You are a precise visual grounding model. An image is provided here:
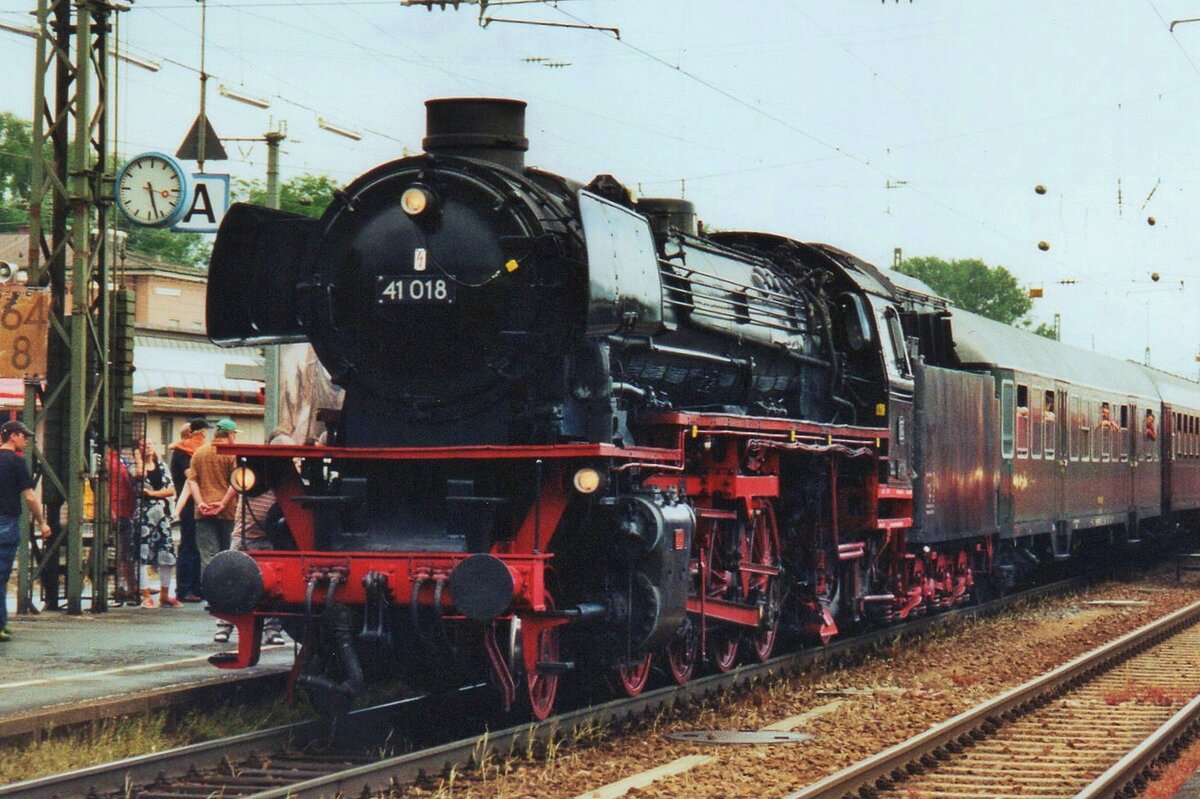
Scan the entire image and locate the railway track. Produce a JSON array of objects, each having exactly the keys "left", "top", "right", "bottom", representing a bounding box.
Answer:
[
  {"left": 0, "top": 577, "right": 1093, "bottom": 799},
  {"left": 783, "top": 596, "right": 1200, "bottom": 799}
]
